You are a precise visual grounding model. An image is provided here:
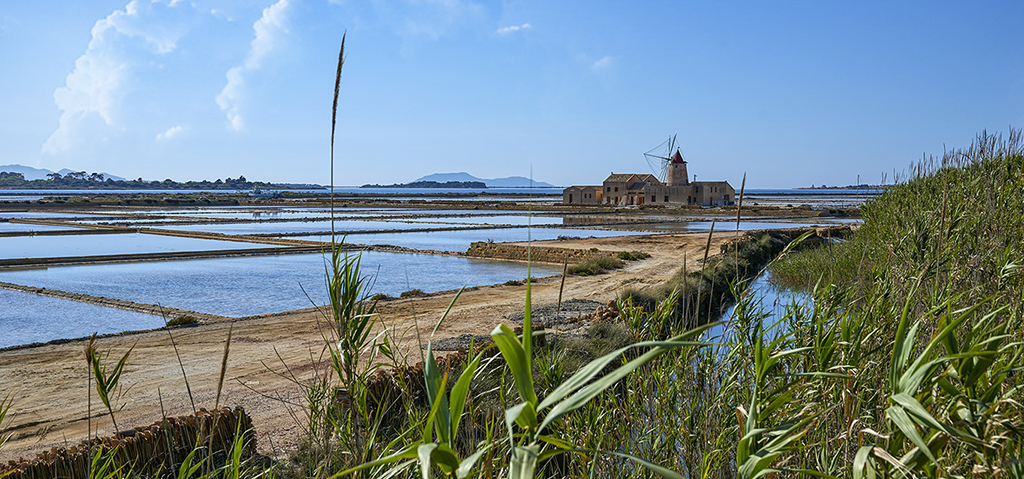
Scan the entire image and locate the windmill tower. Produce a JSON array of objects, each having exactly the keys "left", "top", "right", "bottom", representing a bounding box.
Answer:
[{"left": 644, "top": 135, "right": 689, "bottom": 186}]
